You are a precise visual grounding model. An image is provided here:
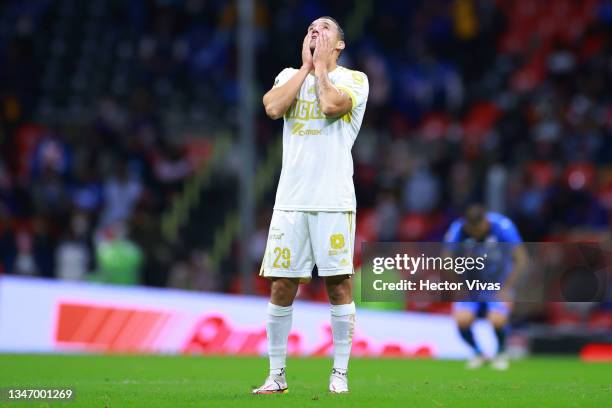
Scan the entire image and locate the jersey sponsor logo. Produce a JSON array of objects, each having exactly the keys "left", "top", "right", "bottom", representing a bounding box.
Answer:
[
  {"left": 291, "top": 122, "right": 321, "bottom": 136},
  {"left": 285, "top": 99, "right": 325, "bottom": 120},
  {"left": 291, "top": 123, "right": 305, "bottom": 134}
]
